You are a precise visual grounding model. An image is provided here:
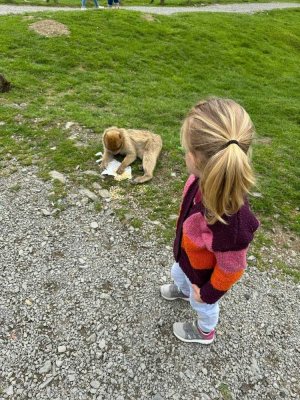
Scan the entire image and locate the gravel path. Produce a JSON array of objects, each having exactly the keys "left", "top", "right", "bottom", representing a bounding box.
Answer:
[
  {"left": 0, "top": 2, "right": 299, "bottom": 15},
  {"left": 0, "top": 165, "right": 299, "bottom": 399}
]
